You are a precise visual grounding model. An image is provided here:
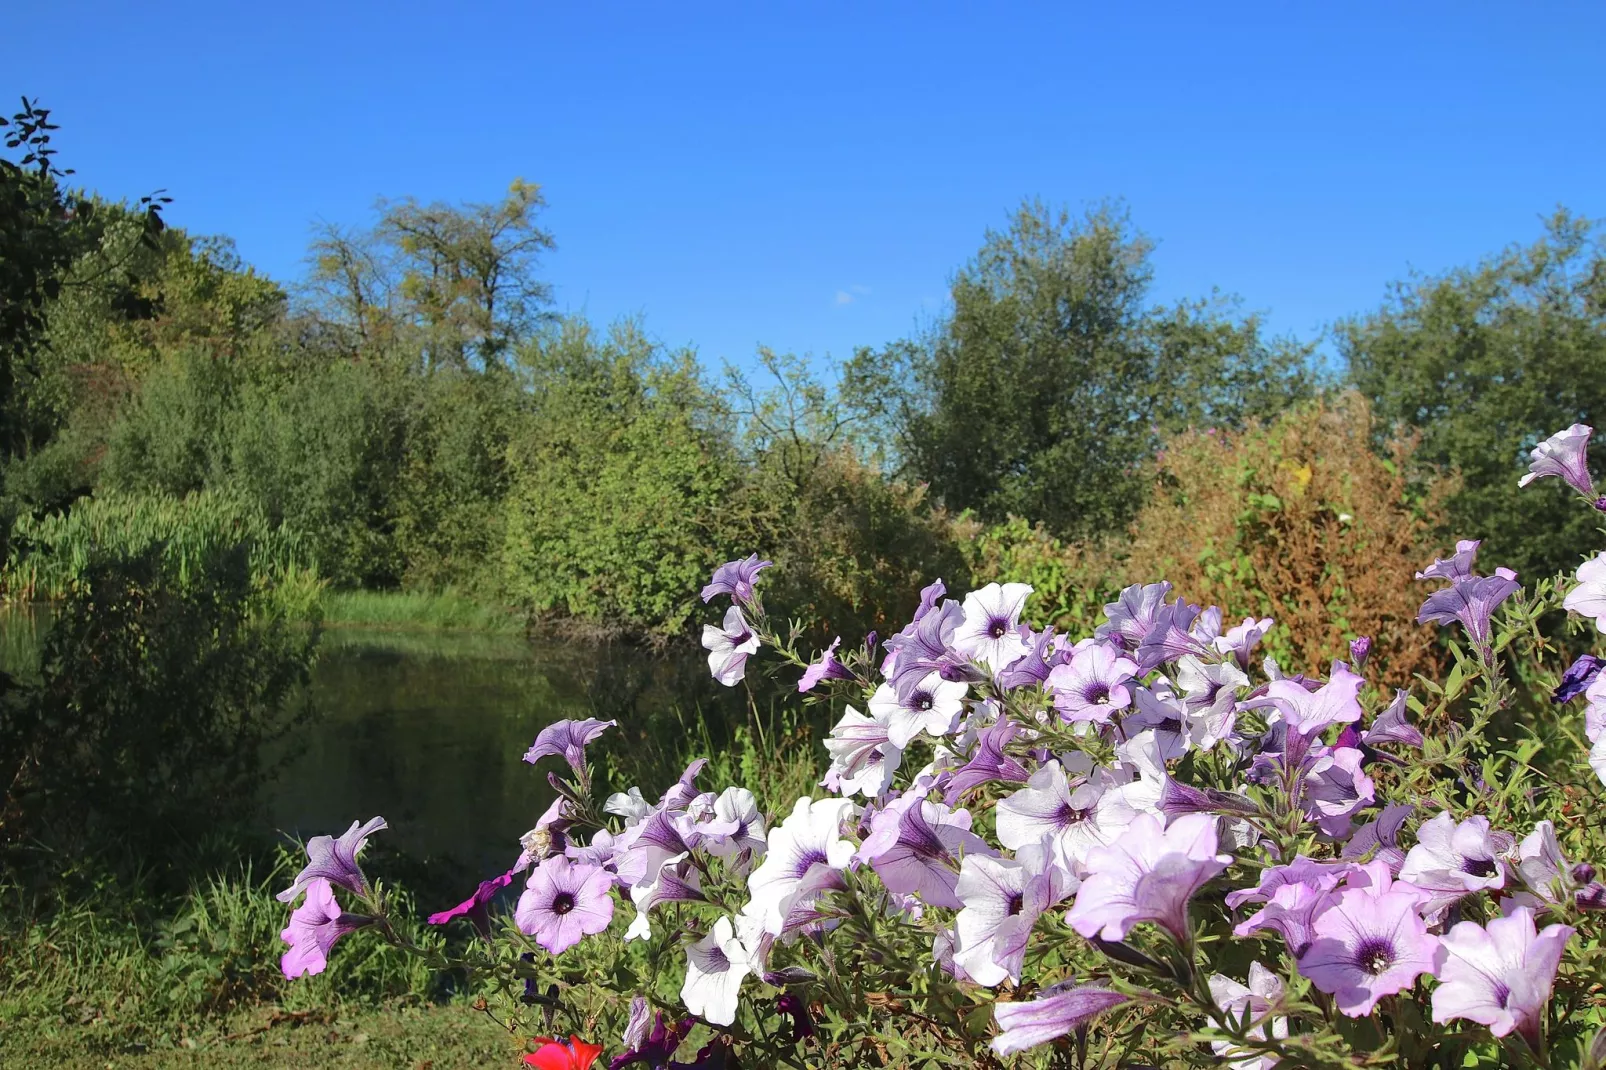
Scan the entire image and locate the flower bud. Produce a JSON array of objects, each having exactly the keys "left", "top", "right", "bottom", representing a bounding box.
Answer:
[
  {"left": 1574, "top": 862, "right": 1598, "bottom": 885},
  {"left": 1349, "top": 636, "right": 1373, "bottom": 669}
]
